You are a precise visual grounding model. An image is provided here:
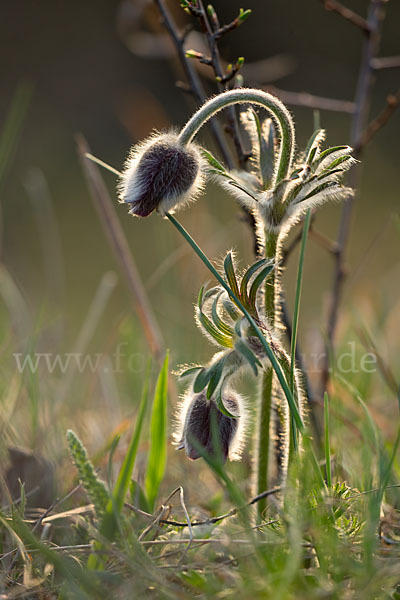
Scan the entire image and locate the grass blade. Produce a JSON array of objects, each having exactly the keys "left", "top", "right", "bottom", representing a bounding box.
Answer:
[
  {"left": 290, "top": 209, "right": 311, "bottom": 394},
  {"left": 0, "top": 83, "right": 32, "bottom": 185},
  {"left": 100, "top": 362, "right": 151, "bottom": 540},
  {"left": 324, "top": 392, "right": 332, "bottom": 488},
  {"left": 145, "top": 352, "right": 169, "bottom": 510},
  {"left": 289, "top": 209, "right": 311, "bottom": 449}
]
